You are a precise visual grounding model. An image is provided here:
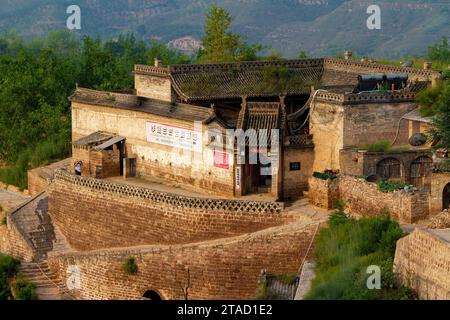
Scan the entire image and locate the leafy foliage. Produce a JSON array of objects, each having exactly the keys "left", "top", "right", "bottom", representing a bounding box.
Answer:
[
  {"left": 305, "top": 212, "right": 414, "bottom": 300},
  {"left": 199, "top": 4, "right": 263, "bottom": 63},
  {"left": 0, "top": 31, "right": 192, "bottom": 189},
  {"left": 11, "top": 275, "right": 37, "bottom": 300},
  {"left": 0, "top": 254, "right": 20, "bottom": 300},
  {"left": 377, "top": 180, "right": 410, "bottom": 193},
  {"left": 313, "top": 171, "right": 337, "bottom": 181}
]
